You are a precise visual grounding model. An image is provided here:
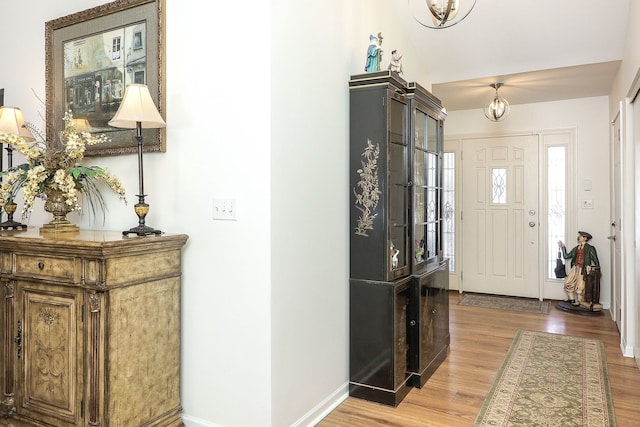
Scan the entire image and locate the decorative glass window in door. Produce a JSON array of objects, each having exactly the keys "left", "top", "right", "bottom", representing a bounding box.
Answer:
[
  {"left": 547, "top": 146, "right": 566, "bottom": 278},
  {"left": 491, "top": 168, "right": 507, "bottom": 204},
  {"left": 442, "top": 152, "right": 455, "bottom": 271}
]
